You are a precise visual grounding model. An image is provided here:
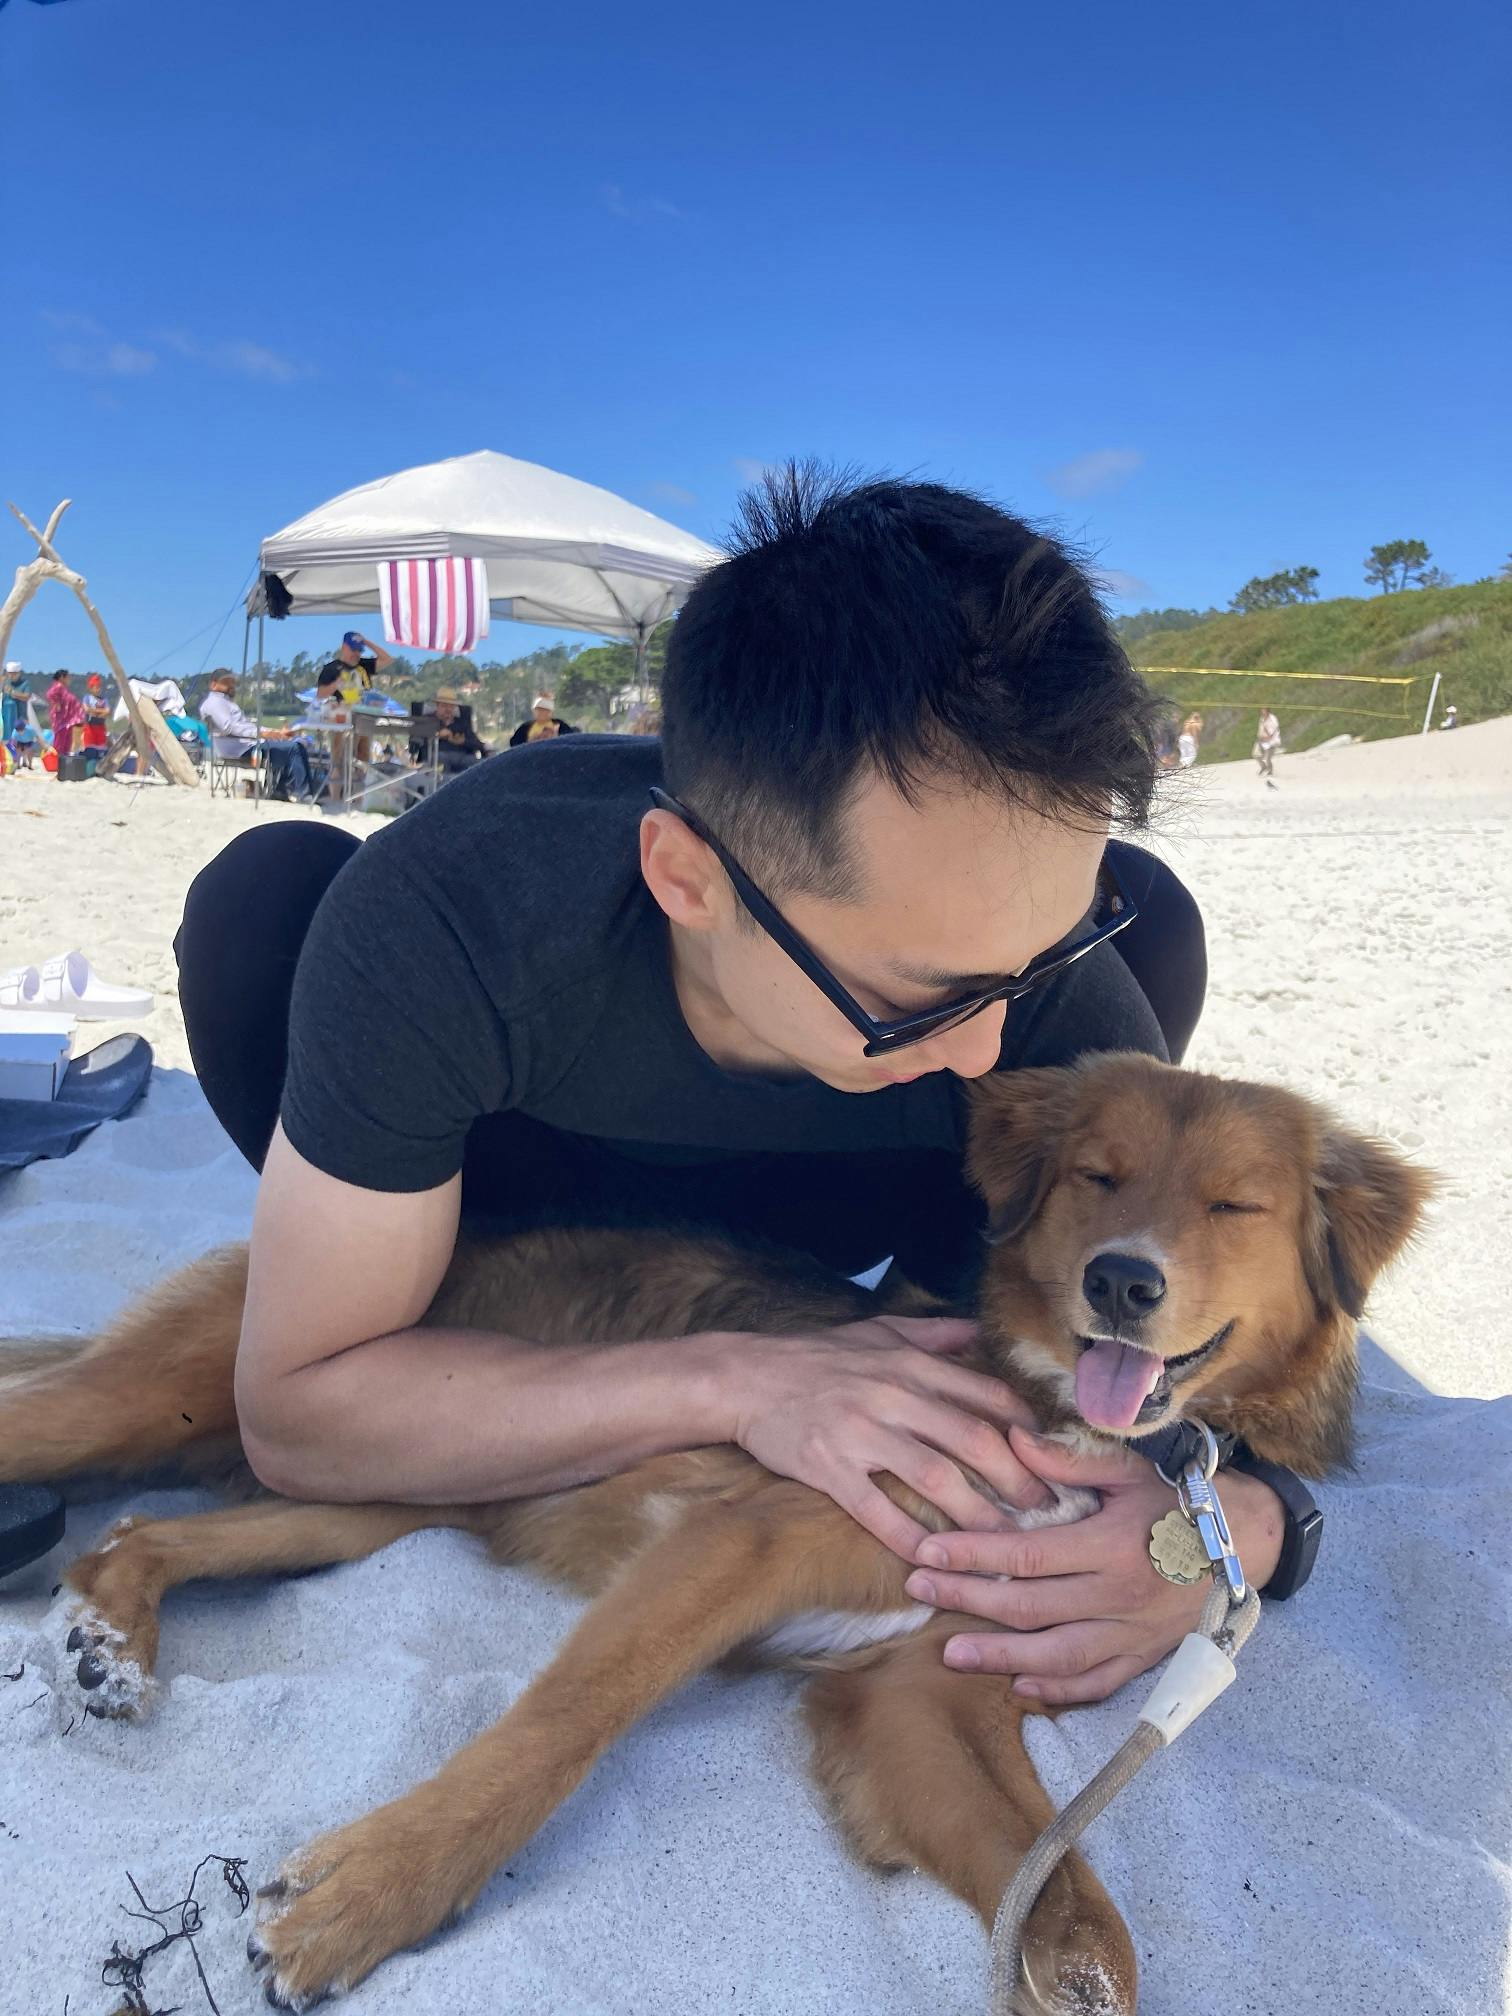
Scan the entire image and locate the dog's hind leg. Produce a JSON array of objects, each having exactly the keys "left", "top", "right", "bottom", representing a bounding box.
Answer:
[
  {"left": 246, "top": 1479, "right": 908, "bottom": 2009},
  {"left": 58, "top": 1497, "right": 485, "bottom": 1719},
  {"left": 804, "top": 1622, "right": 1136, "bottom": 2016},
  {"left": 0, "top": 1245, "right": 249, "bottom": 1485}
]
